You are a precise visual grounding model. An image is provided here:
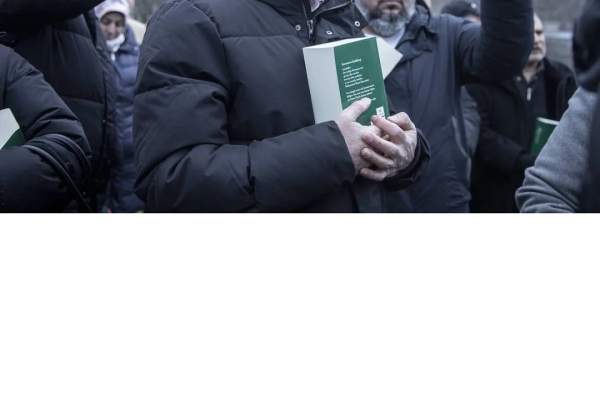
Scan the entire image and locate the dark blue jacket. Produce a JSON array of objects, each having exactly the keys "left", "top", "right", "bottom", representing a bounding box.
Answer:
[
  {"left": 384, "top": 1, "right": 533, "bottom": 212},
  {"left": 105, "top": 27, "right": 144, "bottom": 212}
]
